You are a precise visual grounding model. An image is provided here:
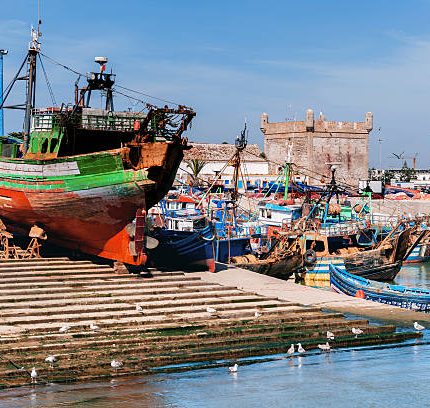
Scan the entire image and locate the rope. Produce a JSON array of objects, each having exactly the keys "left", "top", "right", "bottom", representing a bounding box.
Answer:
[{"left": 38, "top": 54, "right": 57, "bottom": 106}]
